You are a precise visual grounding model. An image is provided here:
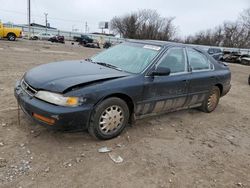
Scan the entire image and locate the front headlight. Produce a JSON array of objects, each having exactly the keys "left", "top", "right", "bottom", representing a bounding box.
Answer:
[{"left": 35, "top": 91, "right": 82, "bottom": 107}]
